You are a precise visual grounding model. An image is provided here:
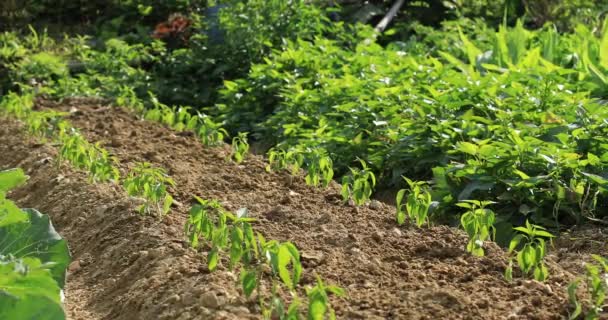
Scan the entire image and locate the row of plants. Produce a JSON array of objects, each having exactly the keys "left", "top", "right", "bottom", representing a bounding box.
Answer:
[
  {"left": 0, "top": 80, "right": 343, "bottom": 318},
  {"left": 3, "top": 12, "right": 608, "bottom": 231},
  {"left": 0, "top": 168, "right": 71, "bottom": 319},
  {"left": 184, "top": 198, "right": 343, "bottom": 319},
  {"left": 0, "top": 90, "right": 175, "bottom": 218}
]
